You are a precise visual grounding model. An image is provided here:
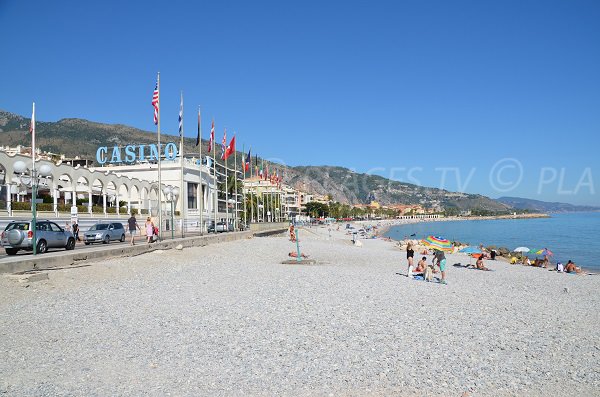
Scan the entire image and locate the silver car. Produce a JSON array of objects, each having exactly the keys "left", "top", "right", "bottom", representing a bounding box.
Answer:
[
  {"left": 84, "top": 222, "right": 126, "bottom": 245},
  {"left": 1, "top": 220, "right": 76, "bottom": 255}
]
